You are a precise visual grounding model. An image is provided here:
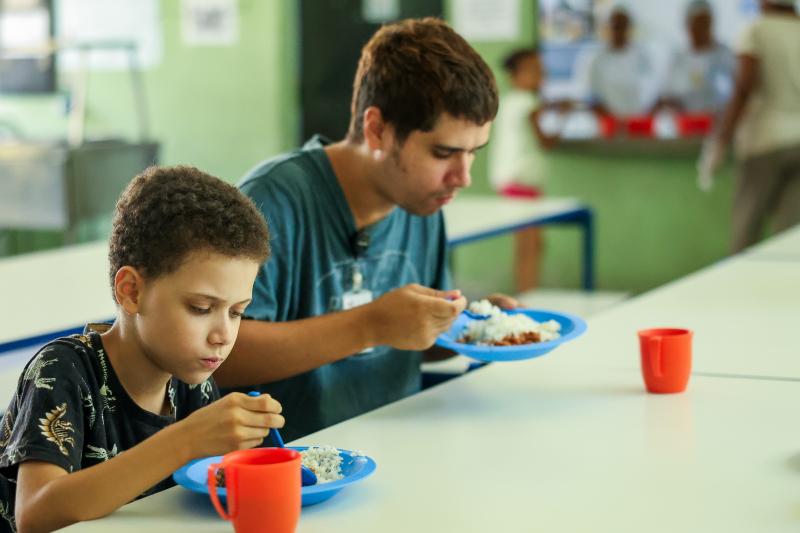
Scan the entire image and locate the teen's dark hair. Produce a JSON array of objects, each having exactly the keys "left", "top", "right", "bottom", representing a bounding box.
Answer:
[
  {"left": 346, "top": 17, "right": 498, "bottom": 144},
  {"left": 108, "top": 165, "right": 270, "bottom": 298},
  {"left": 502, "top": 48, "right": 539, "bottom": 74}
]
